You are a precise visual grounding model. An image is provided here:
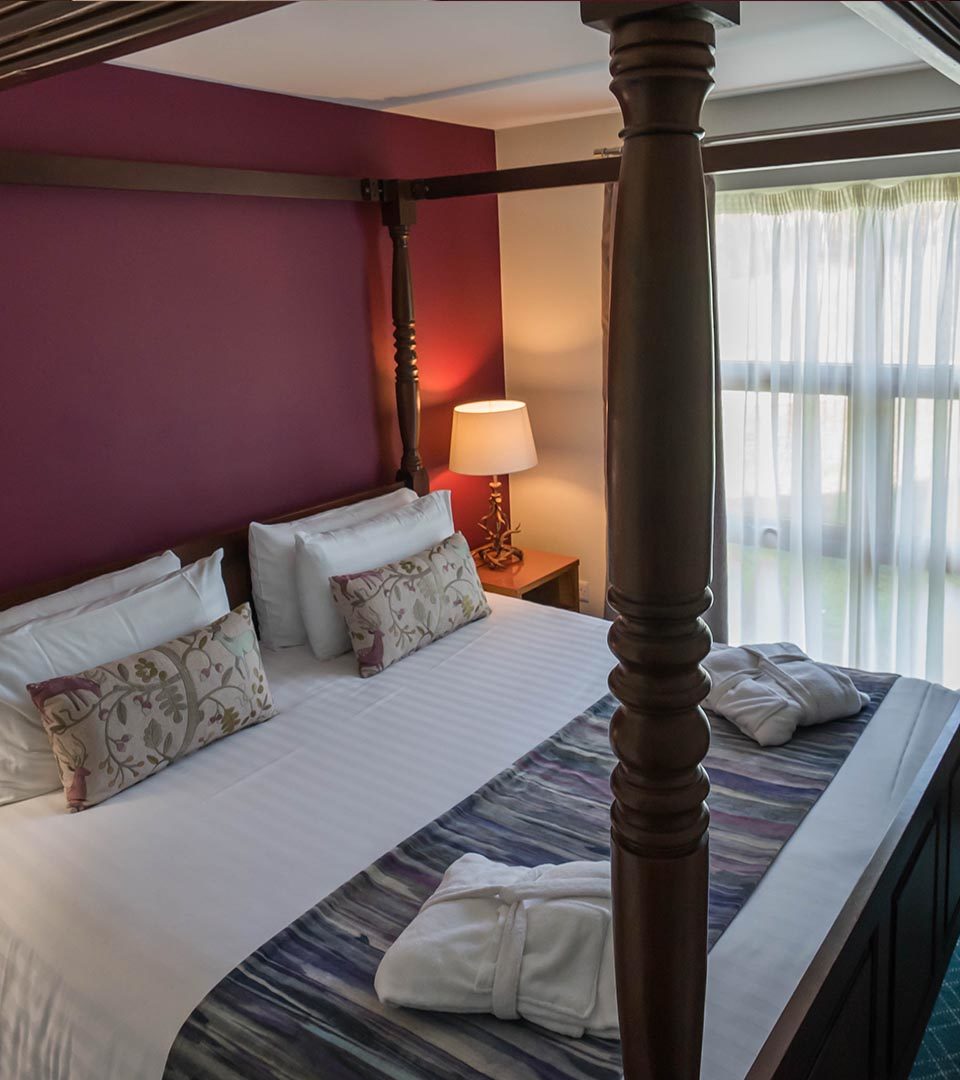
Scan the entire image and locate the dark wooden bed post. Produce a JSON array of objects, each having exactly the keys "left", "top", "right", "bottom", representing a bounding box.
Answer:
[
  {"left": 581, "top": 3, "right": 737, "bottom": 1078},
  {"left": 382, "top": 184, "right": 430, "bottom": 495}
]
